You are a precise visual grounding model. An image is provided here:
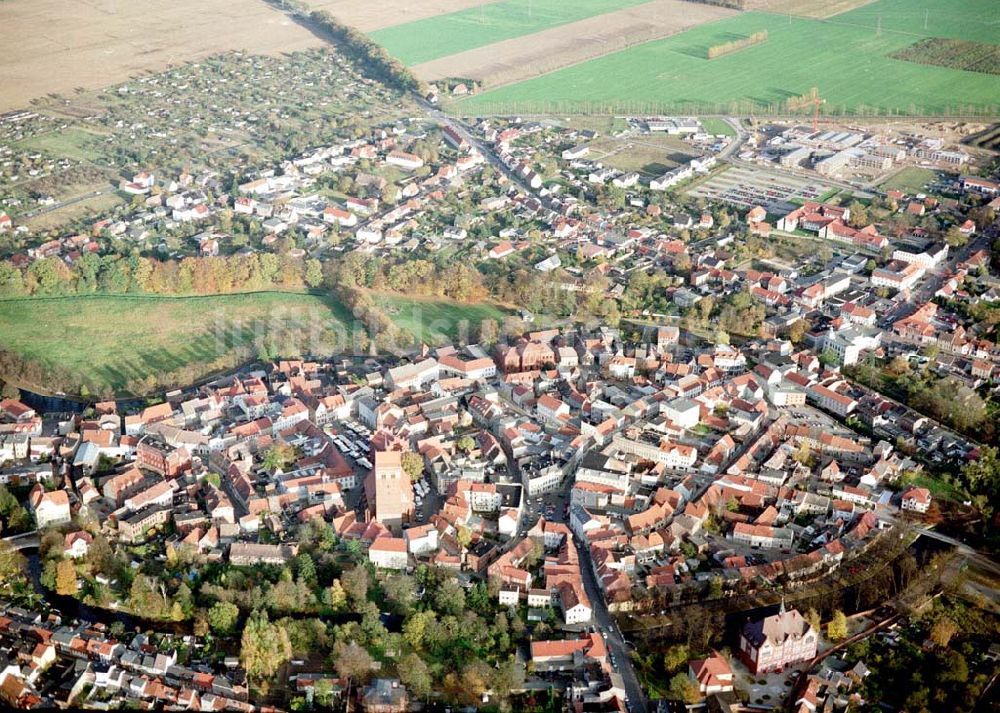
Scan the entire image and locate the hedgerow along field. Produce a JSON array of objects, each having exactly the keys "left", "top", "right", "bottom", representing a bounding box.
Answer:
[
  {"left": 367, "top": 0, "right": 652, "bottom": 65},
  {"left": 452, "top": 7, "right": 1000, "bottom": 117}
]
